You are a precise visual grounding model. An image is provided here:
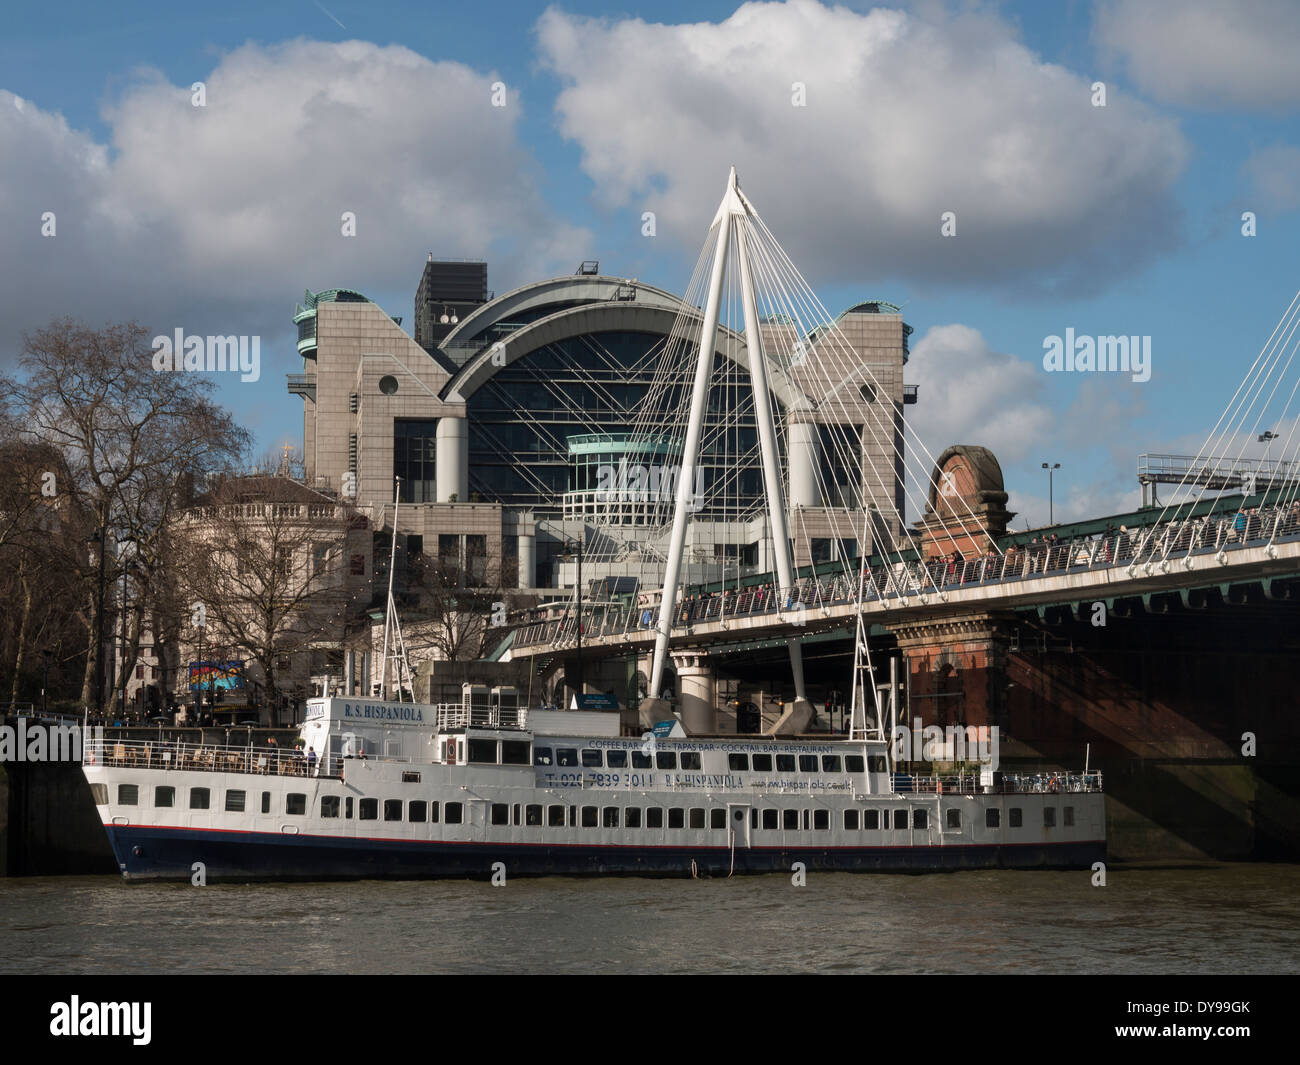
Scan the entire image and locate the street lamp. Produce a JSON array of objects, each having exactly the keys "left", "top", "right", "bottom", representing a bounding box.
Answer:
[
  {"left": 1041, "top": 462, "right": 1061, "bottom": 525},
  {"left": 87, "top": 529, "right": 108, "bottom": 718},
  {"left": 1259, "top": 430, "right": 1278, "bottom": 472},
  {"left": 117, "top": 538, "right": 138, "bottom": 721},
  {"left": 563, "top": 536, "right": 584, "bottom": 701}
]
